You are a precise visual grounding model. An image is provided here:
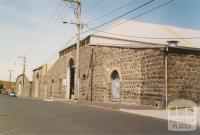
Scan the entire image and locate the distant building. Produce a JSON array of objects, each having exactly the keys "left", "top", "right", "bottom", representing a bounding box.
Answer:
[
  {"left": 32, "top": 64, "right": 48, "bottom": 98},
  {"left": 15, "top": 74, "right": 32, "bottom": 97}
]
